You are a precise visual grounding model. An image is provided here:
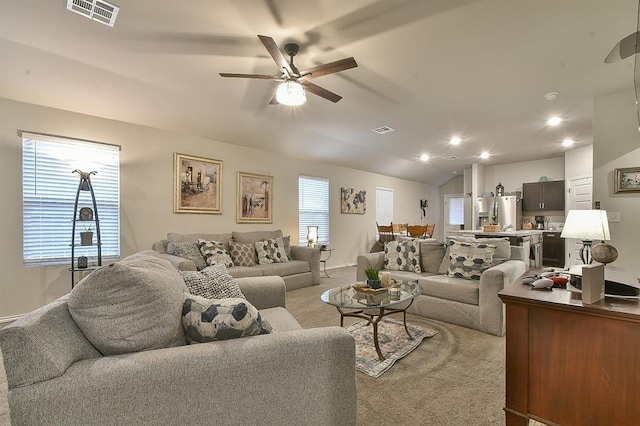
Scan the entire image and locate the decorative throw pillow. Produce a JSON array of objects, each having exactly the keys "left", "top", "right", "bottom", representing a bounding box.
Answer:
[
  {"left": 180, "top": 263, "right": 245, "bottom": 300},
  {"left": 172, "top": 240, "right": 208, "bottom": 270},
  {"left": 228, "top": 241, "right": 257, "bottom": 267},
  {"left": 198, "top": 239, "right": 233, "bottom": 268},
  {"left": 418, "top": 240, "right": 447, "bottom": 274},
  {"left": 254, "top": 237, "right": 289, "bottom": 265},
  {"left": 182, "top": 294, "right": 273, "bottom": 344},
  {"left": 384, "top": 239, "right": 421, "bottom": 273},
  {"left": 447, "top": 236, "right": 511, "bottom": 266},
  {"left": 68, "top": 251, "right": 188, "bottom": 356},
  {"left": 282, "top": 235, "right": 292, "bottom": 258},
  {"left": 446, "top": 241, "right": 496, "bottom": 281}
]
